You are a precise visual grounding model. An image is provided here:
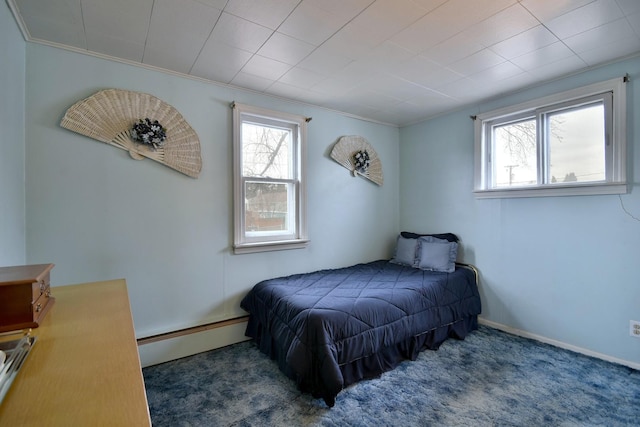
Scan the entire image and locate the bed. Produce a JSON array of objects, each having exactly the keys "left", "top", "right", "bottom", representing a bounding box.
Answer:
[{"left": 240, "top": 232, "right": 482, "bottom": 407}]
